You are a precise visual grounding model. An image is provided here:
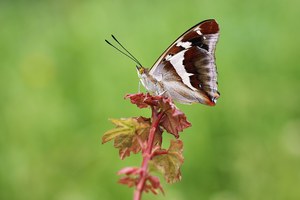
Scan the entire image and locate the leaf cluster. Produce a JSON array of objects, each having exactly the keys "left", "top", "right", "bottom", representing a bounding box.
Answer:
[{"left": 102, "top": 93, "right": 191, "bottom": 196}]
